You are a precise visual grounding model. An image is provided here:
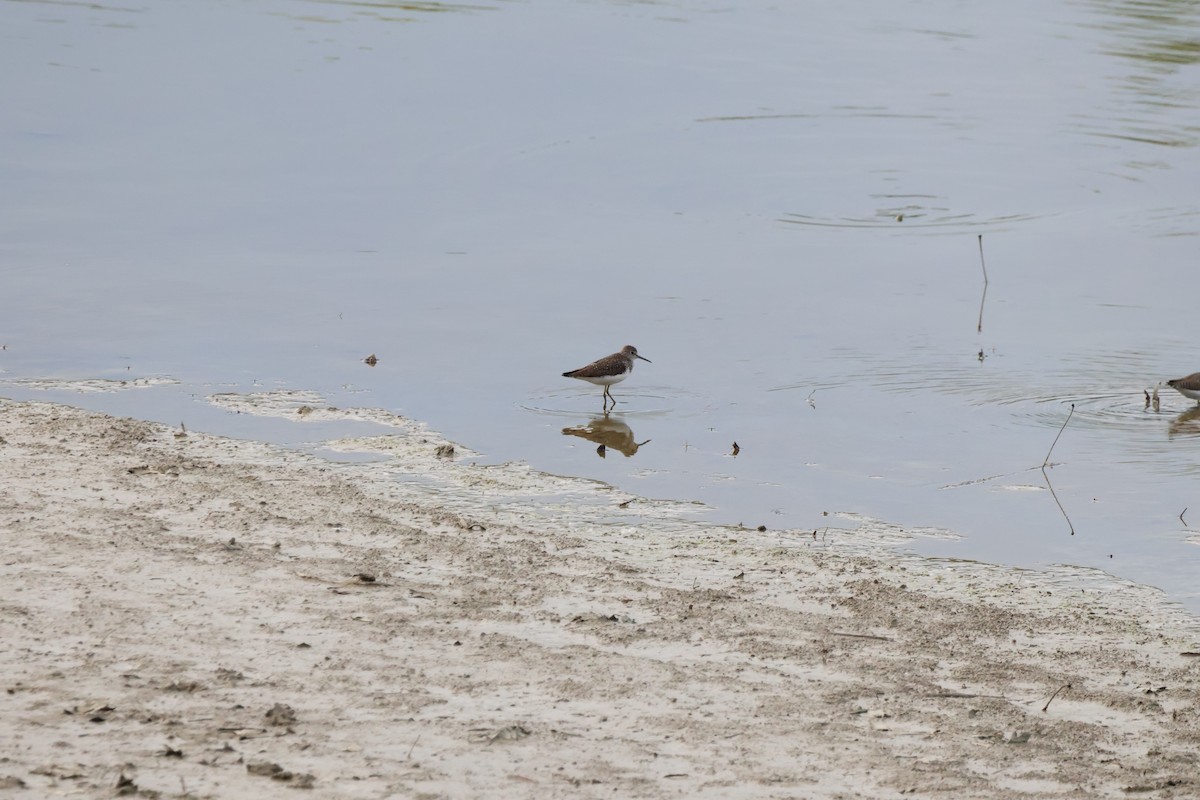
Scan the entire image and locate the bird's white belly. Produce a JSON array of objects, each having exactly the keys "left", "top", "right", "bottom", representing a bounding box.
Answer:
[{"left": 576, "top": 373, "right": 627, "bottom": 387}]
